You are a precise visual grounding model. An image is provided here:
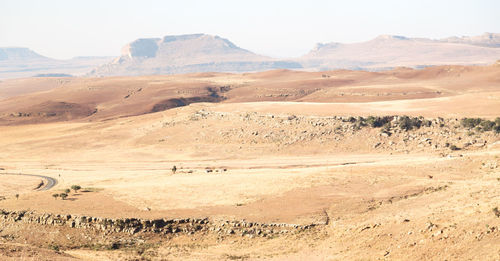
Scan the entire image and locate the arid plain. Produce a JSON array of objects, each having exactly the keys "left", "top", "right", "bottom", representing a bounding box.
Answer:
[{"left": 0, "top": 63, "right": 499, "bottom": 260}]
